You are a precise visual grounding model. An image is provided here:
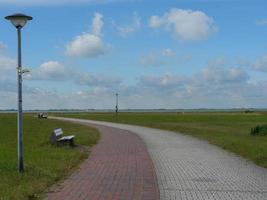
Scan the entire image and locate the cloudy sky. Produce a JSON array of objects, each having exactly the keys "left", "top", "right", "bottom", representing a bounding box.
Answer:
[{"left": 1, "top": 0, "right": 267, "bottom": 109}]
